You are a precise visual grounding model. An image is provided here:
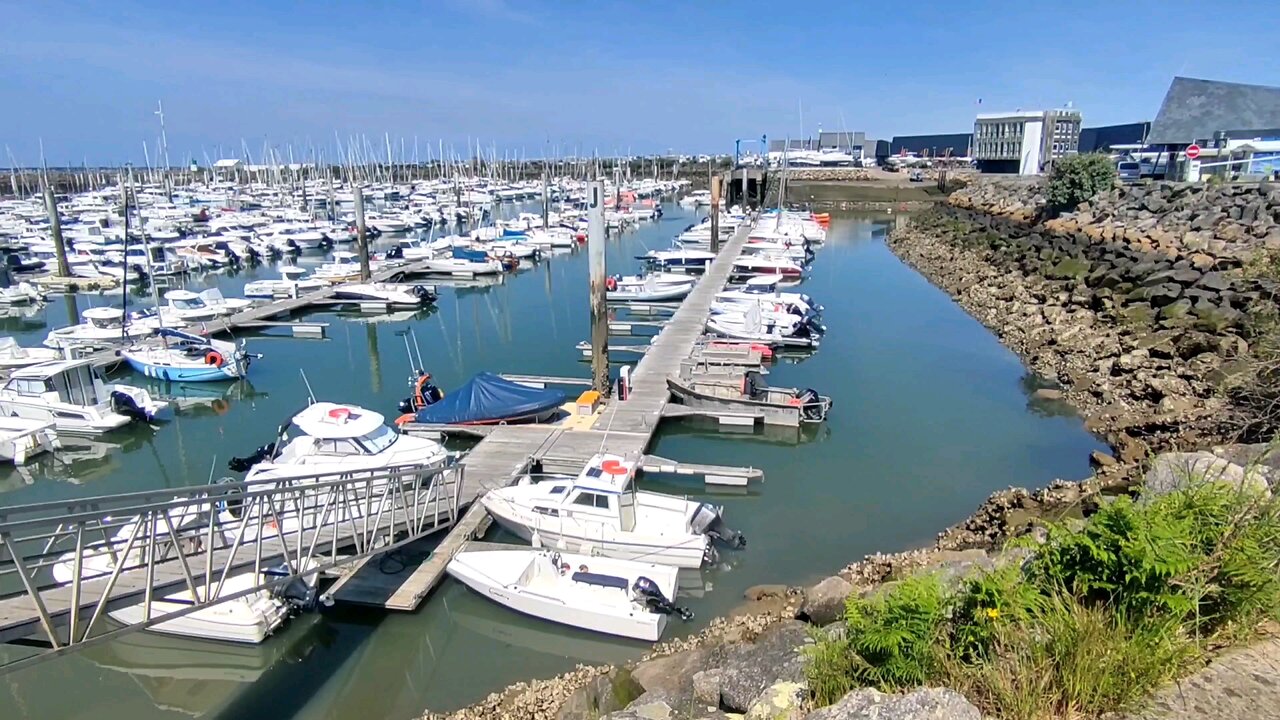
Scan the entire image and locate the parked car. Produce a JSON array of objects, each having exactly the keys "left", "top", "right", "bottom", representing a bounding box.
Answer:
[{"left": 1117, "top": 160, "right": 1141, "bottom": 183}]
